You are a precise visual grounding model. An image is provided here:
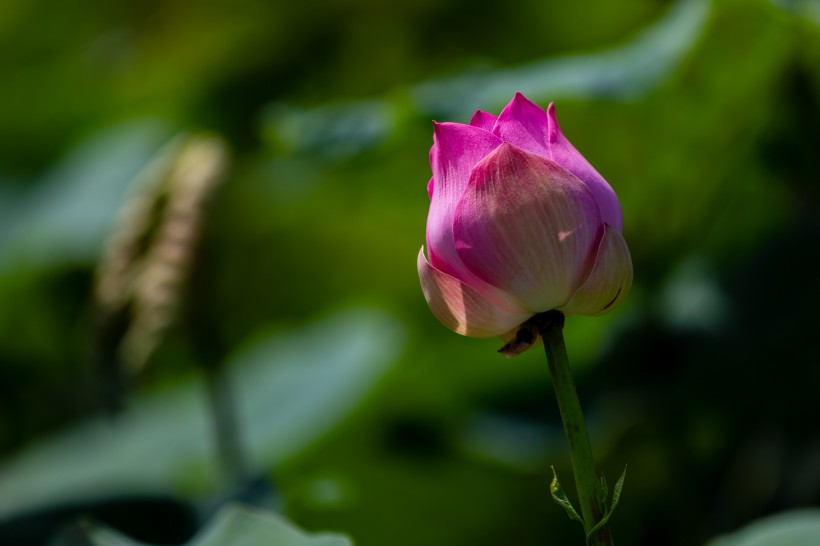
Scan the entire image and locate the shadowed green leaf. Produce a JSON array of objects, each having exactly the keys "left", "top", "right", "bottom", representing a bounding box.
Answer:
[
  {"left": 549, "top": 466, "right": 582, "bottom": 524},
  {"left": 611, "top": 466, "right": 626, "bottom": 513},
  {"left": 586, "top": 466, "right": 626, "bottom": 543}
]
